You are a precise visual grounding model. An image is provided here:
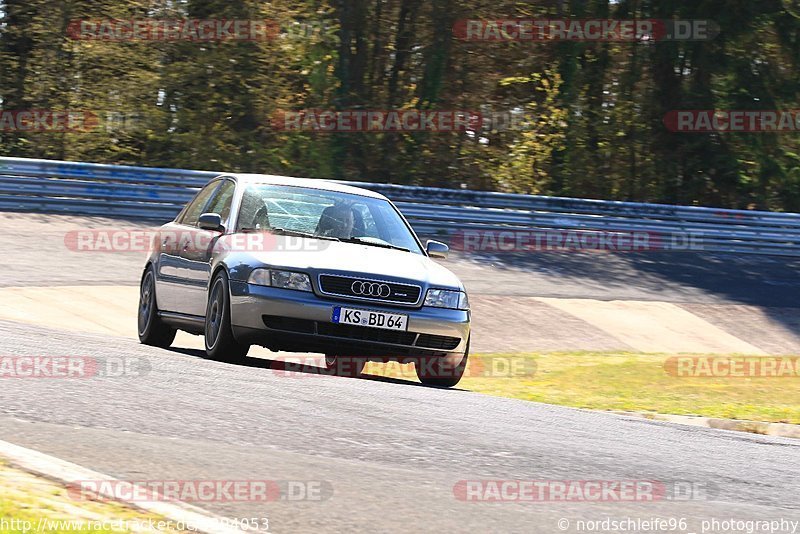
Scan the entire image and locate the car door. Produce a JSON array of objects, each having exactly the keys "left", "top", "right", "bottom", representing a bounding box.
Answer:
[
  {"left": 179, "top": 179, "right": 237, "bottom": 317},
  {"left": 155, "top": 180, "right": 222, "bottom": 313}
]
